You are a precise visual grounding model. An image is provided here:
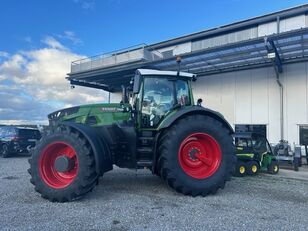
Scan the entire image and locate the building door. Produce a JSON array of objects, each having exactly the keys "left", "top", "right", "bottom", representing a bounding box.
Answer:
[
  {"left": 299, "top": 126, "right": 308, "bottom": 146},
  {"left": 235, "top": 124, "right": 267, "bottom": 137},
  {"left": 299, "top": 125, "right": 308, "bottom": 163}
]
